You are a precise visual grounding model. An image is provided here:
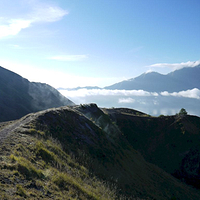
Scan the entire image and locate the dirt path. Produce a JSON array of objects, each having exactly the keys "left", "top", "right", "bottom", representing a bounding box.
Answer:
[
  {"left": 0, "top": 107, "right": 68, "bottom": 145},
  {"left": 0, "top": 114, "right": 35, "bottom": 145}
]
